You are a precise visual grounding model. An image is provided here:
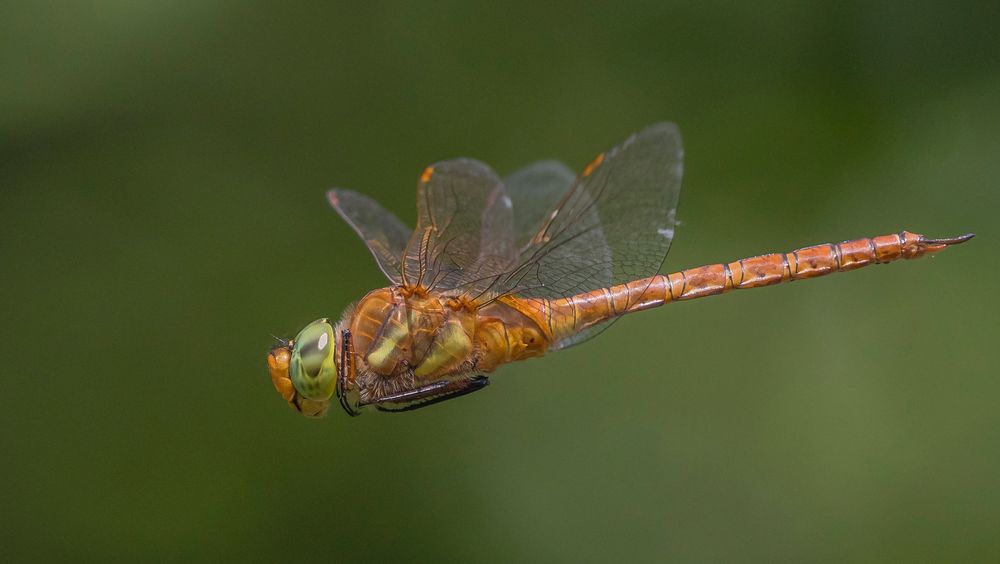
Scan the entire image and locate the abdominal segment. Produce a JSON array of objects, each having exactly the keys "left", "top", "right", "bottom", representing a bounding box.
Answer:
[{"left": 472, "top": 300, "right": 549, "bottom": 372}]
